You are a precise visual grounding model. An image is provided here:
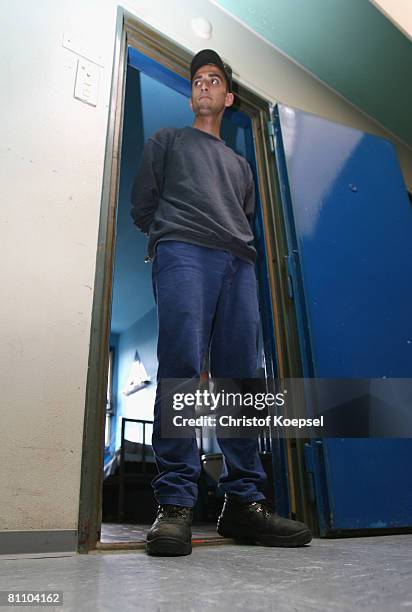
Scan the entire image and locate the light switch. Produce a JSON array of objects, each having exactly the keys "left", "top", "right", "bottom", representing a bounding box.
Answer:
[{"left": 74, "top": 59, "right": 100, "bottom": 107}]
